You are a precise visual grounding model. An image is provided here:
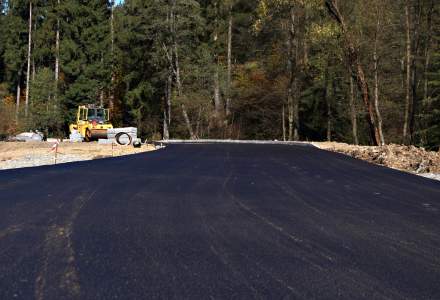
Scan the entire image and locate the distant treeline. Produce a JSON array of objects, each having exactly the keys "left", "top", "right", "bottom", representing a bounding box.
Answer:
[{"left": 0, "top": 0, "right": 439, "bottom": 148}]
